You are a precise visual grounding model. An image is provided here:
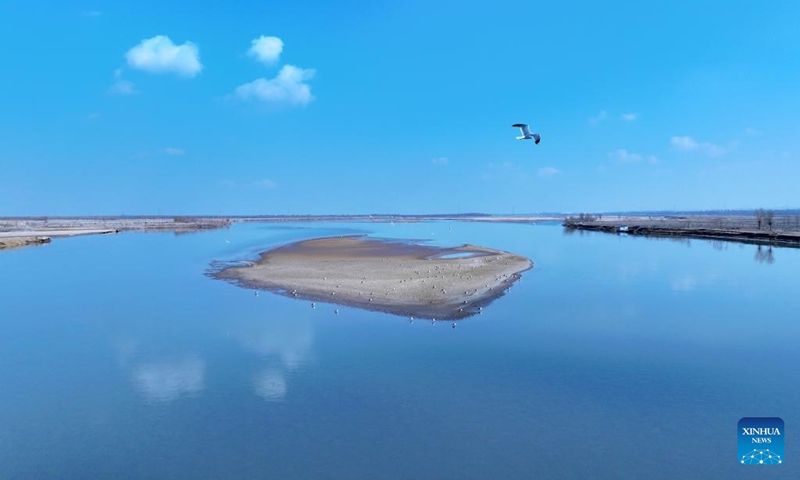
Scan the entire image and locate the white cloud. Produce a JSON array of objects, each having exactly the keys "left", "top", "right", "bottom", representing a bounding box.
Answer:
[
  {"left": 109, "top": 68, "right": 136, "bottom": 95},
  {"left": 537, "top": 167, "right": 561, "bottom": 177},
  {"left": 608, "top": 149, "right": 658, "bottom": 164},
  {"left": 110, "top": 80, "right": 135, "bottom": 95},
  {"left": 248, "top": 36, "right": 283, "bottom": 65},
  {"left": 621, "top": 112, "right": 638, "bottom": 122},
  {"left": 589, "top": 110, "right": 607, "bottom": 125},
  {"left": 82, "top": 10, "right": 102, "bottom": 17},
  {"left": 670, "top": 136, "right": 698, "bottom": 150},
  {"left": 670, "top": 136, "right": 727, "bottom": 157},
  {"left": 234, "top": 65, "right": 315, "bottom": 105},
  {"left": 163, "top": 147, "right": 185, "bottom": 156},
  {"left": 482, "top": 160, "right": 530, "bottom": 182},
  {"left": 745, "top": 127, "right": 760, "bottom": 136},
  {"left": 431, "top": 157, "right": 449, "bottom": 165},
  {"left": 126, "top": 35, "right": 203, "bottom": 77},
  {"left": 217, "top": 179, "right": 278, "bottom": 189},
  {"left": 253, "top": 178, "right": 277, "bottom": 189}
]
